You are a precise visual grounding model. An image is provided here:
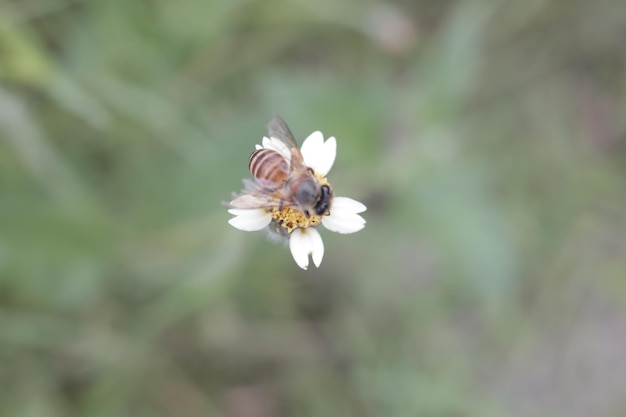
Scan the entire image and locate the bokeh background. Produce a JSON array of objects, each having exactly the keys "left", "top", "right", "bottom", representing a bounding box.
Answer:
[{"left": 2, "top": 0, "right": 626, "bottom": 416}]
